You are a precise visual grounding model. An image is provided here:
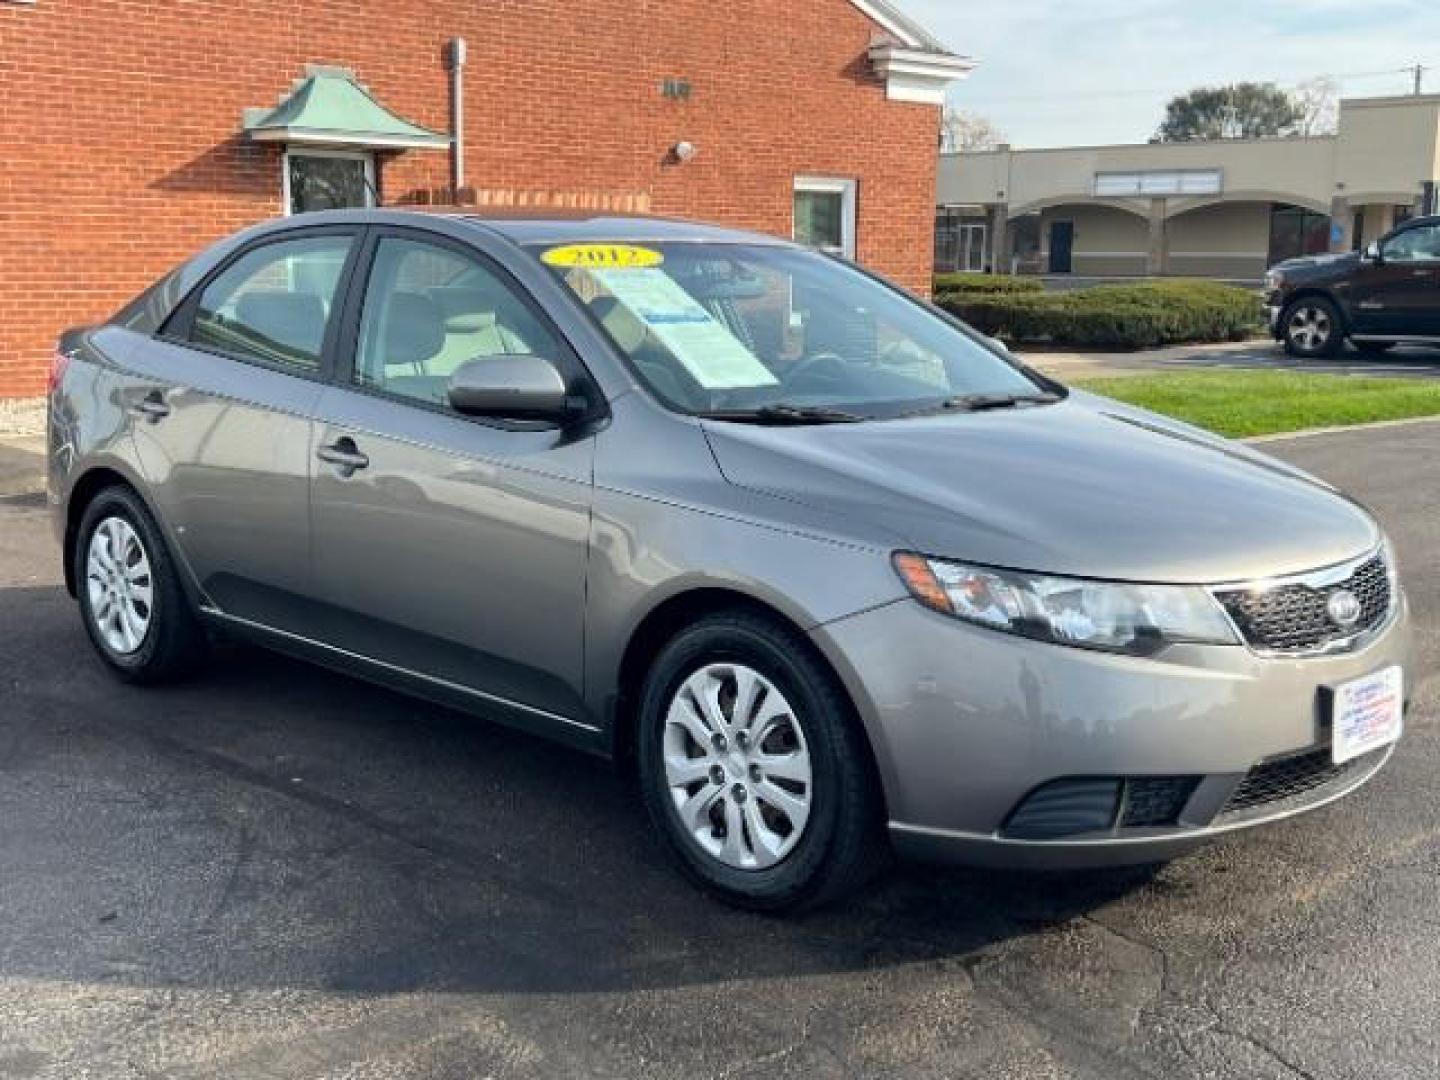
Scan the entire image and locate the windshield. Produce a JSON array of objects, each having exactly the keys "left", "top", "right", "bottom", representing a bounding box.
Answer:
[{"left": 533, "top": 241, "right": 1049, "bottom": 419}]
